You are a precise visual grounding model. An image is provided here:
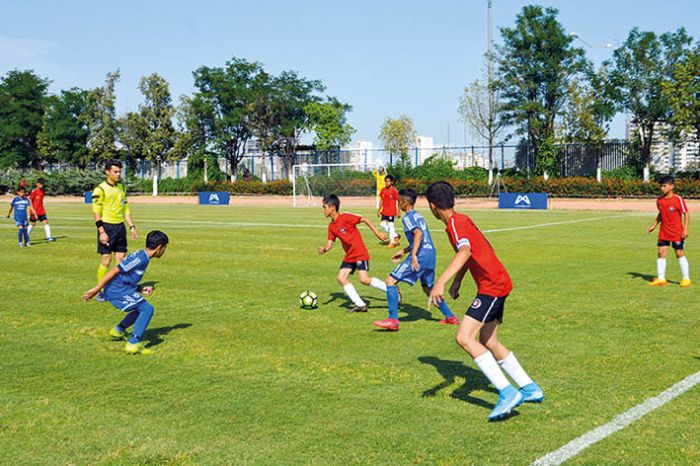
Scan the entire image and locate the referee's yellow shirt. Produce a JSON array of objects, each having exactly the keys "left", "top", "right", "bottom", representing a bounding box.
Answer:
[
  {"left": 91, "top": 181, "right": 130, "bottom": 224},
  {"left": 372, "top": 170, "right": 386, "bottom": 197}
]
